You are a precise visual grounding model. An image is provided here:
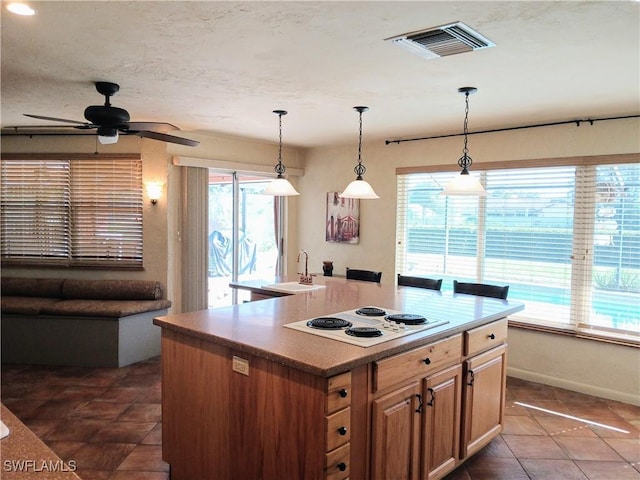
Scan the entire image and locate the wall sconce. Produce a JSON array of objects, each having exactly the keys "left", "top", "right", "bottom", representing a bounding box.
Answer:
[{"left": 146, "top": 182, "right": 163, "bottom": 205}]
